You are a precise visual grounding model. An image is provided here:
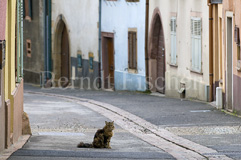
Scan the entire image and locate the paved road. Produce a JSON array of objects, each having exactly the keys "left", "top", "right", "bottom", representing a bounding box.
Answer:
[
  {"left": 22, "top": 84, "right": 241, "bottom": 159},
  {"left": 9, "top": 92, "right": 174, "bottom": 160},
  {"left": 9, "top": 84, "right": 241, "bottom": 159}
]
